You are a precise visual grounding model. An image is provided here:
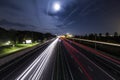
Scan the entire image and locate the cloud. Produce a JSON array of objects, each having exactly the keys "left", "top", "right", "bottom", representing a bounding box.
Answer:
[
  {"left": 0, "top": 0, "right": 22, "bottom": 11},
  {"left": 0, "top": 19, "right": 35, "bottom": 28},
  {"left": 0, "top": 0, "right": 120, "bottom": 34}
]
